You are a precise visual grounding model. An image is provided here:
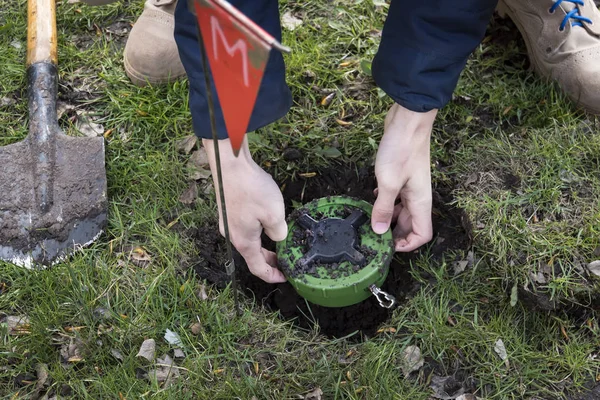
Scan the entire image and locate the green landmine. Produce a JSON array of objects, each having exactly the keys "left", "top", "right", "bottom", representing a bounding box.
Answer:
[{"left": 277, "top": 196, "right": 394, "bottom": 308}]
